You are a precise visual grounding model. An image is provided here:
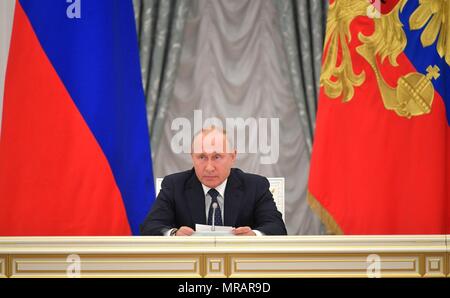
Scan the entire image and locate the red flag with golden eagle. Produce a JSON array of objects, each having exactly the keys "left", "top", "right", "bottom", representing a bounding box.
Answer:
[{"left": 308, "top": 0, "right": 449, "bottom": 234}]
